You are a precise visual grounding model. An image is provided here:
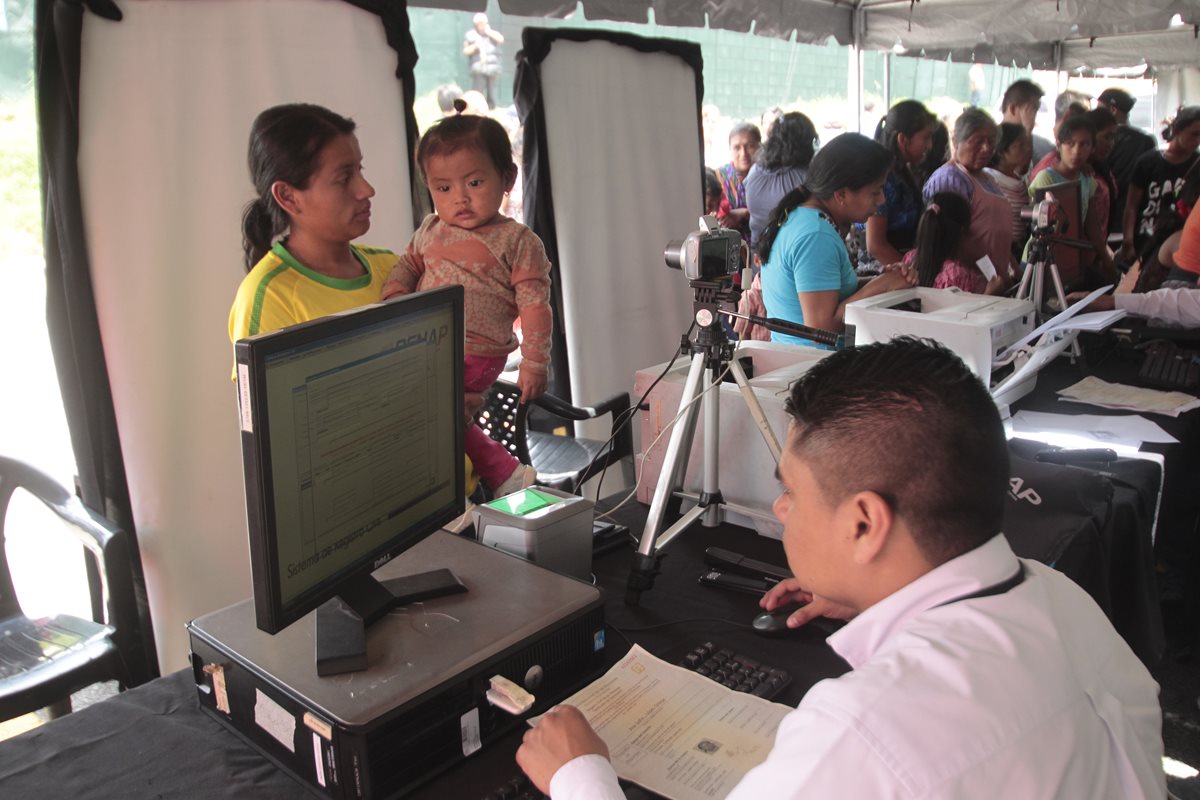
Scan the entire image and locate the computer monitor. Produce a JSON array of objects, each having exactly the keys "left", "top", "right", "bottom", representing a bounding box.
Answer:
[{"left": 234, "top": 285, "right": 465, "bottom": 674}]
